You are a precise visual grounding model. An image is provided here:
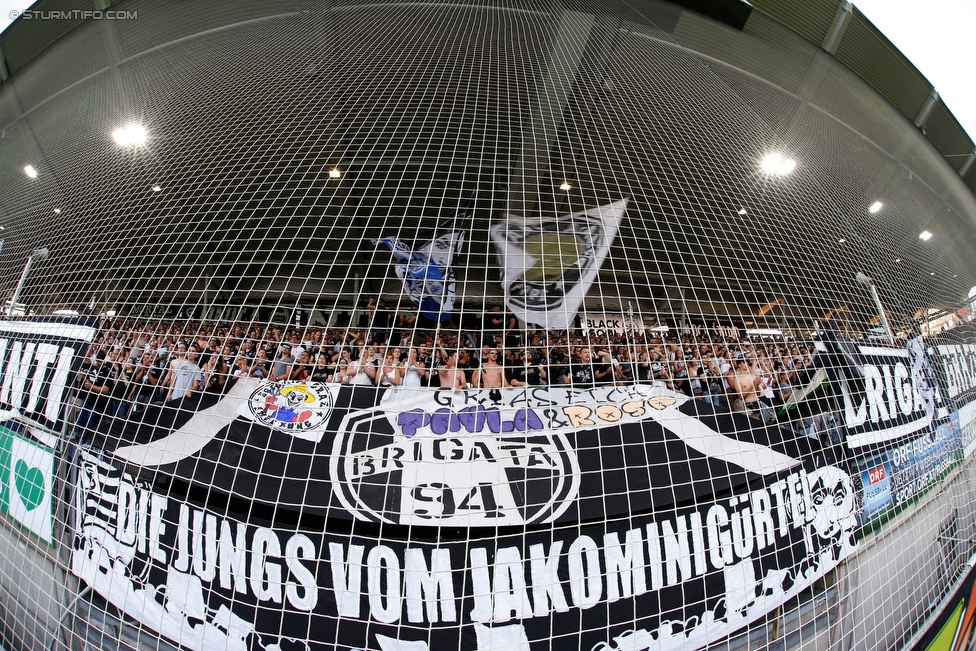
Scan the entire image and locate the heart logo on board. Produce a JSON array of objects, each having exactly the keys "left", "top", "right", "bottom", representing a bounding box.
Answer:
[{"left": 14, "top": 459, "right": 45, "bottom": 511}]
